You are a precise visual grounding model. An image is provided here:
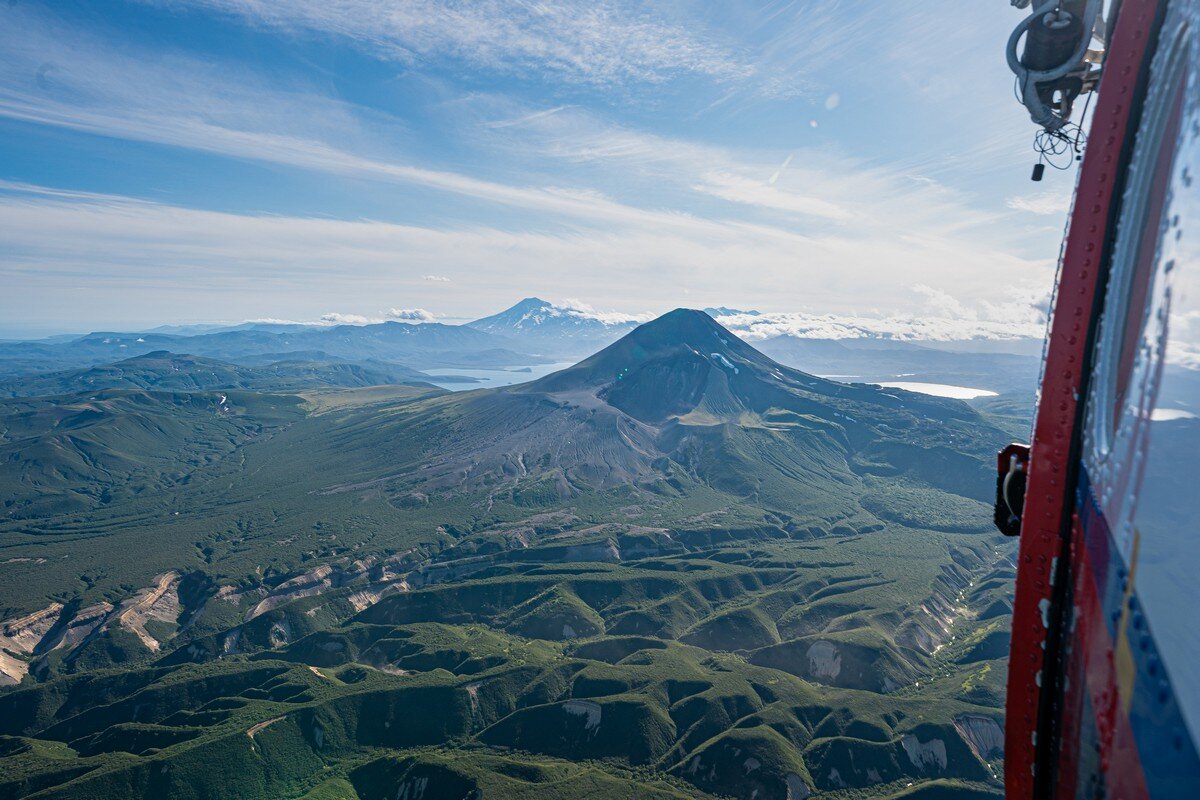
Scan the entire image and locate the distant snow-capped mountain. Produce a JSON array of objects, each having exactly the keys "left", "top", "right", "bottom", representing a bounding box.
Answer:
[{"left": 467, "top": 298, "right": 650, "bottom": 356}]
